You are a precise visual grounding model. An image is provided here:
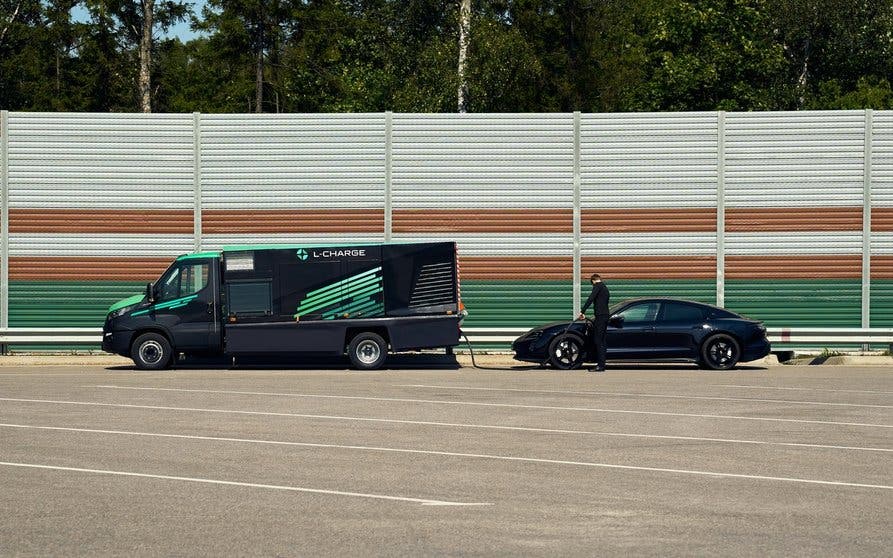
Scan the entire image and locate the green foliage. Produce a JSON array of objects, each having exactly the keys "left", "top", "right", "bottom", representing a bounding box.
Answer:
[{"left": 2, "top": 0, "right": 893, "bottom": 112}]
